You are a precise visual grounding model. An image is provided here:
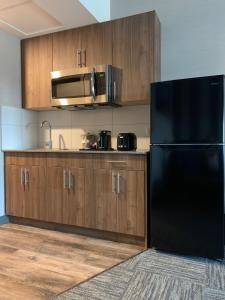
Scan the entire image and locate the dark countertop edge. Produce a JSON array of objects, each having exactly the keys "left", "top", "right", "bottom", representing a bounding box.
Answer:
[{"left": 2, "top": 149, "right": 148, "bottom": 155}]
